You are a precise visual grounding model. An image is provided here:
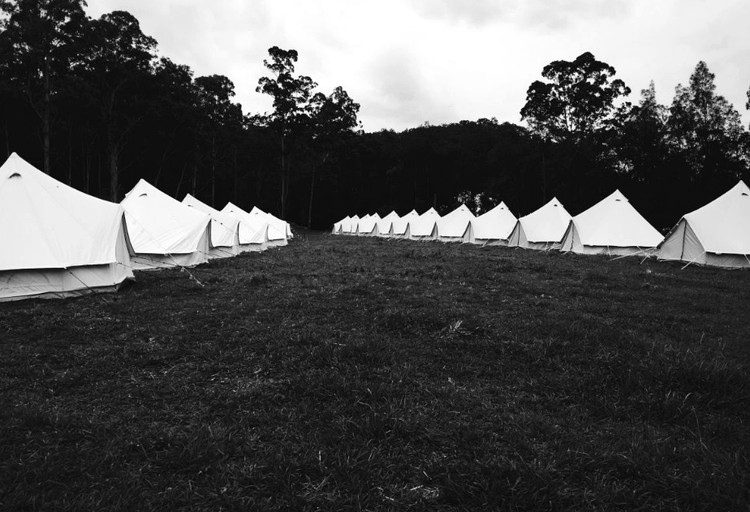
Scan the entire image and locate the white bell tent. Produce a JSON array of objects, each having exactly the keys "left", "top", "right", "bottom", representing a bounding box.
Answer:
[
  {"left": 408, "top": 207, "right": 441, "bottom": 241},
  {"left": 352, "top": 213, "right": 370, "bottom": 235},
  {"left": 249, "top": 206, "right": 291, "bottom": 244},
  {"left": 471, "top": 202, "right": 517, "bottom": 246},
  {"left": 183, "top": 194, "right": 252, "bottom": 258},
  {"left": 391, "top": 210, "right": 418, "bottom": 239},
  {"left": 437, "top": 204, "right": 475, "bottom": 243},
  {"left": 0, "top": 153, "right": 134, "bottom": 301},
  {"left": 344, "top": 215, "right": 360, "bottom": 235},
  {"left": 376, "top": 211, "right": 399, "bottom": 237},
  {"left": 221, "top": 202, "right": 271, "bottom": 250},
  {"left": 560, "top": 190, "right": 663, "bottom": 256},
  {"left": 121, "top": 180, "right": 212, "bottom": 269},
  {"left": 658, "top": 180, "right": 750, "bottom": 268},
  {"left": 508, "top": 197, "right": 572, "bottom": 250},
  {"left": 339, "top": 215, "right": 354, "bottom": 235},
  {"left": 357, "top": 213, "right": 380, "bottom": 236},
  {"left": 332, "top": 216, "right": 350, "bottom": 234}
]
